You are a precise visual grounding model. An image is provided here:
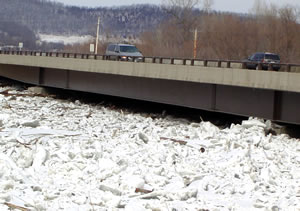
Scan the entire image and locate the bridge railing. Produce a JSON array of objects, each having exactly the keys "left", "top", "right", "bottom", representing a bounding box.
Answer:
[{"left": 1, "top": 50, "right": 300, "bottom": 73}]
